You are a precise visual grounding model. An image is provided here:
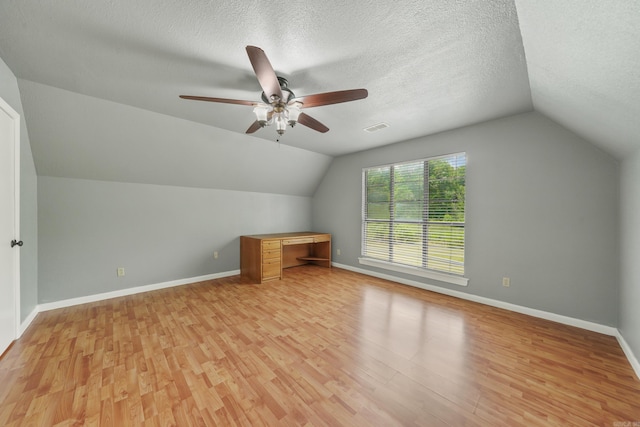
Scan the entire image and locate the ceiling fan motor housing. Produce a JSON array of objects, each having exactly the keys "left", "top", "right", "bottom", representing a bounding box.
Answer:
[{"left": 261, "top": 77, "right": 295, "bottom": 104}]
